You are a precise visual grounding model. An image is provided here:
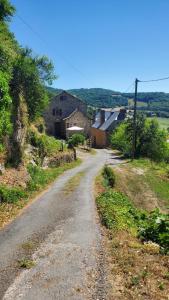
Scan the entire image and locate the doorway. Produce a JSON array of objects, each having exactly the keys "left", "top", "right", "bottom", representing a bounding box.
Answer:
[{"left": 54, "top": 122, "right": 62, "bottom": 138}]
